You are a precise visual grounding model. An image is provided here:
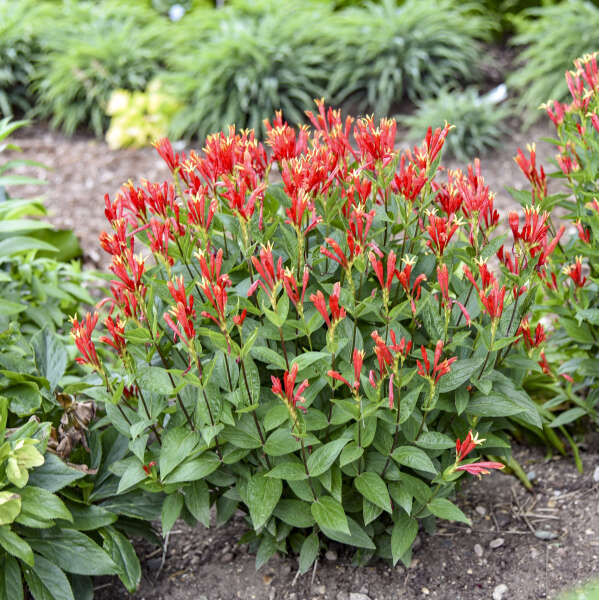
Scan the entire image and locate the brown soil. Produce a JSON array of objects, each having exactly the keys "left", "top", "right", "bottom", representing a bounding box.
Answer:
[{"left": 95, "top": 442, "right": 599, "bottom": 600}]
